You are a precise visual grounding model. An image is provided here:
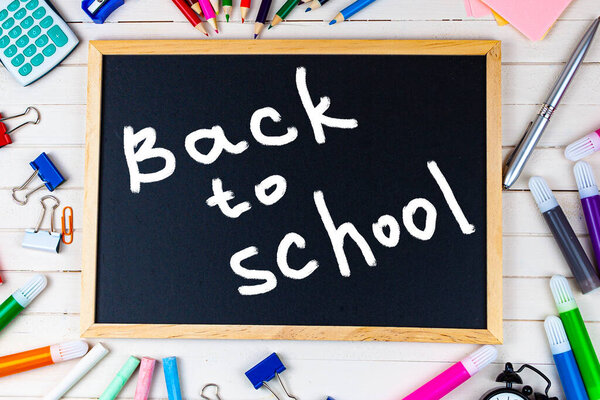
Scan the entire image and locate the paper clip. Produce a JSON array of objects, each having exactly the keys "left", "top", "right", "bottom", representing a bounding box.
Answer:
[
  {"left": 61, "top": 206, "right": 73, "bottom": 245},
  {"left": 22, "top": 195, "right": 62, "bottom": 253},
  {"left": 0, "top": 107, "right": 40, "bottom": 148},
  {"left": 12, "top": 152, "right": 66, "bottom": 205},
  {"left": 201, "top": 383, "right": 223, "bottom": 400},
  {"left": 246, "top": 353, "right": 299, "bottom": 400}
]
